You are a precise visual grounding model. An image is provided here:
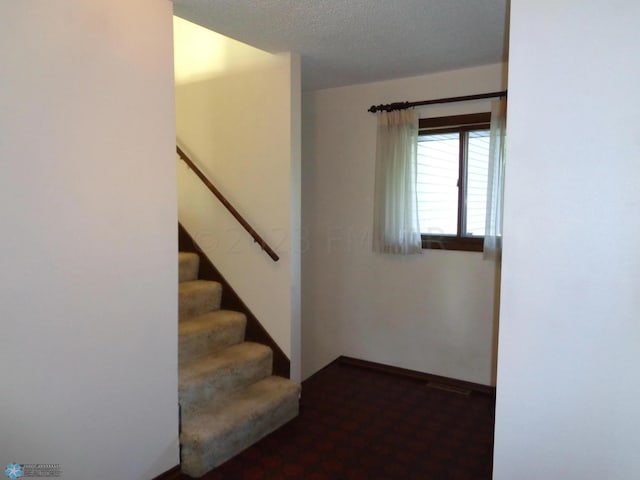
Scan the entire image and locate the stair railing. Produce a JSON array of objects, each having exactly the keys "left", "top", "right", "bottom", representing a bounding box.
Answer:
[{"left": 177, "top": 145, "right": 280, "bottom": 262}]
